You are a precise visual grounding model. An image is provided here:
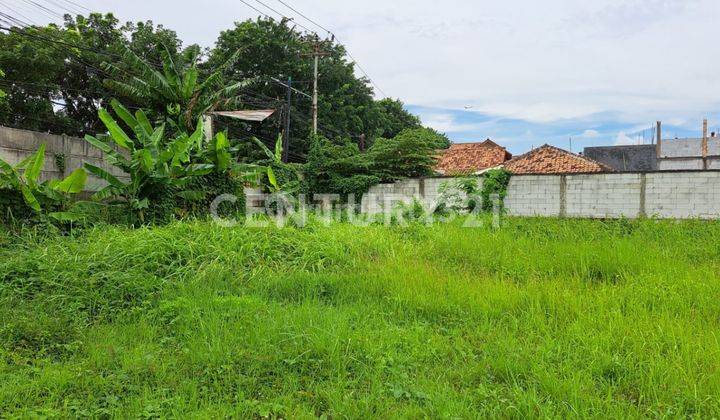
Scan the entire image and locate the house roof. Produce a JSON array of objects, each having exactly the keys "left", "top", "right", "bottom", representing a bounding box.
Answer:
[
  {"left": 503, "top": 144, "right": 612, "bottom": 174},
  {"left": 434, "top": 139, "right": 512, "bottom": 175}
]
